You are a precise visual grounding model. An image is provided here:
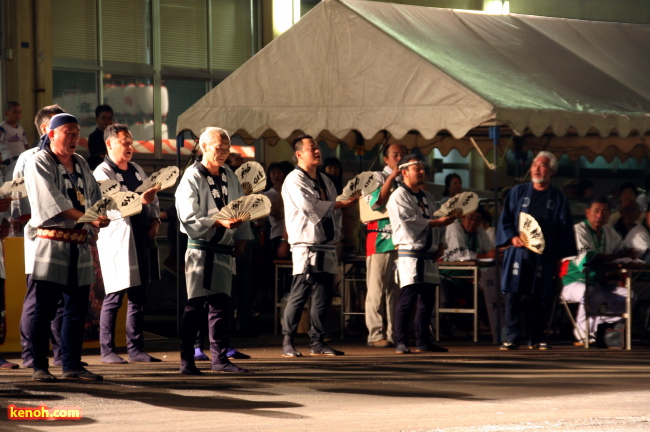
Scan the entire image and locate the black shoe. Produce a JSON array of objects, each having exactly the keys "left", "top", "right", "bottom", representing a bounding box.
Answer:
[
  {"left": 62, "top": 367, "right": 103, "bottom": 381},
  {"left": 180, "top": 365, "right": 203, "bottom": 376},
  {"left": 212, "top": 363, "right": 249, "bottom": 373},
  {"left": 310, "top": 344, "right": 344, "bottom": 356},
  {"left": 500, "top": 342, "right": 519, "bottom": 351},
  {"left": 129, "top": 352, "right": 162, "bottom": 362},
  {"left": 53, "top": 359, "right": 87, "bottom": 367},
  {"left": 529, "top": 343, "right": 550, "bottom": 350},
  {"left": 33, "top": 369, "right": 57, "bottom": 382},
  {"left": 415, "top": 344, "right": 448, "bottom": 353},
  {"left": 395, "top": 343, "right": 411, "bottom": 354},
  {"left": 282, "top": 336, "right": 303, "bottom": 357},
  {"left": 226, "top": 348, "right": 251, "bottom": 360}
]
